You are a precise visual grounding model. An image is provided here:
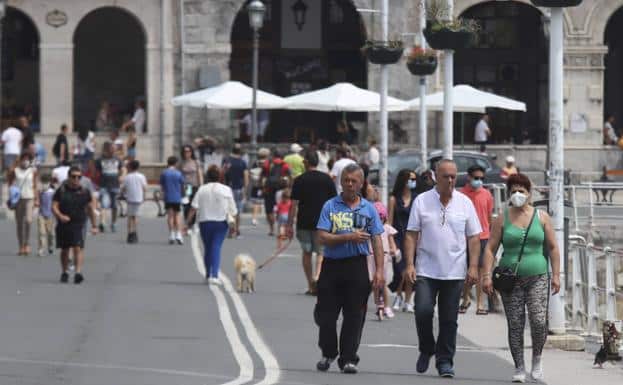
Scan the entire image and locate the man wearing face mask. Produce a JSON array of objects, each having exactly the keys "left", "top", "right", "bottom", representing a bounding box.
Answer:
[{"left": 459, "top": 165, "right": 494, "bottom": 315}]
